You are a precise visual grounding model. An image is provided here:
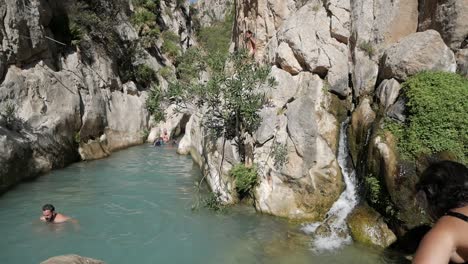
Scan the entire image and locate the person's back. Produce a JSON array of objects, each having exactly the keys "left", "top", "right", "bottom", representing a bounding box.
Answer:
[{"left": 413, "top": 161, "right": 468, "bottom": 264}]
